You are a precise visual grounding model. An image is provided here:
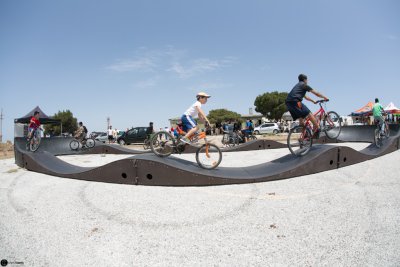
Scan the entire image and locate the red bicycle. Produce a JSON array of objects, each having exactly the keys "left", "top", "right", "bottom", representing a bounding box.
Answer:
[{"left": 287, "top": 99, "right": 342, "bottom": 156}]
